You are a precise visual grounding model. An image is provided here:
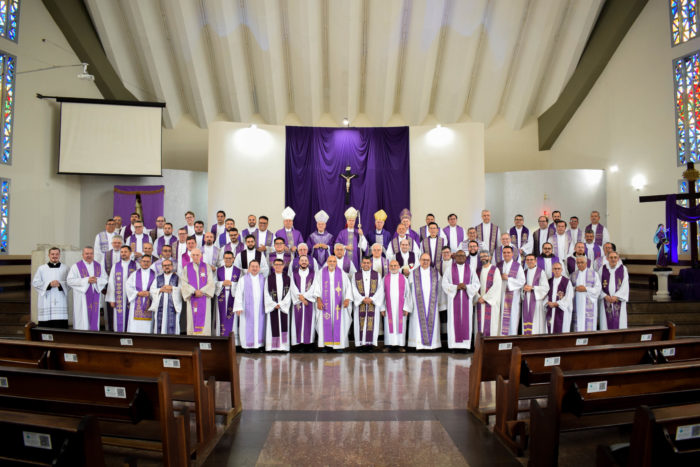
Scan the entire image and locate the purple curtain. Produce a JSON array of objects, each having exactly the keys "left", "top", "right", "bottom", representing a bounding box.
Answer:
[
  {"left": 285, "top": 126, "right": 410, "bottom": 239},
  {"left": 113, "top": 185, "right": 165, "bottom": 230},
  {"left": 666, "top": 194, "right": 700, "bottom": 263}
]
